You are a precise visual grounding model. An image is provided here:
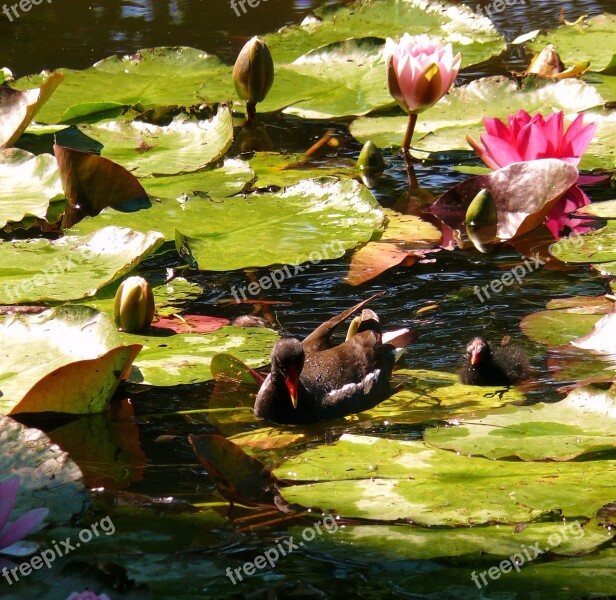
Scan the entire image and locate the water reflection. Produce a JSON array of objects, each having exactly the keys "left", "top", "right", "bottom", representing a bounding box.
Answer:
[{"left": 0, "top": 0, "right": 326, "bottom": 75}]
